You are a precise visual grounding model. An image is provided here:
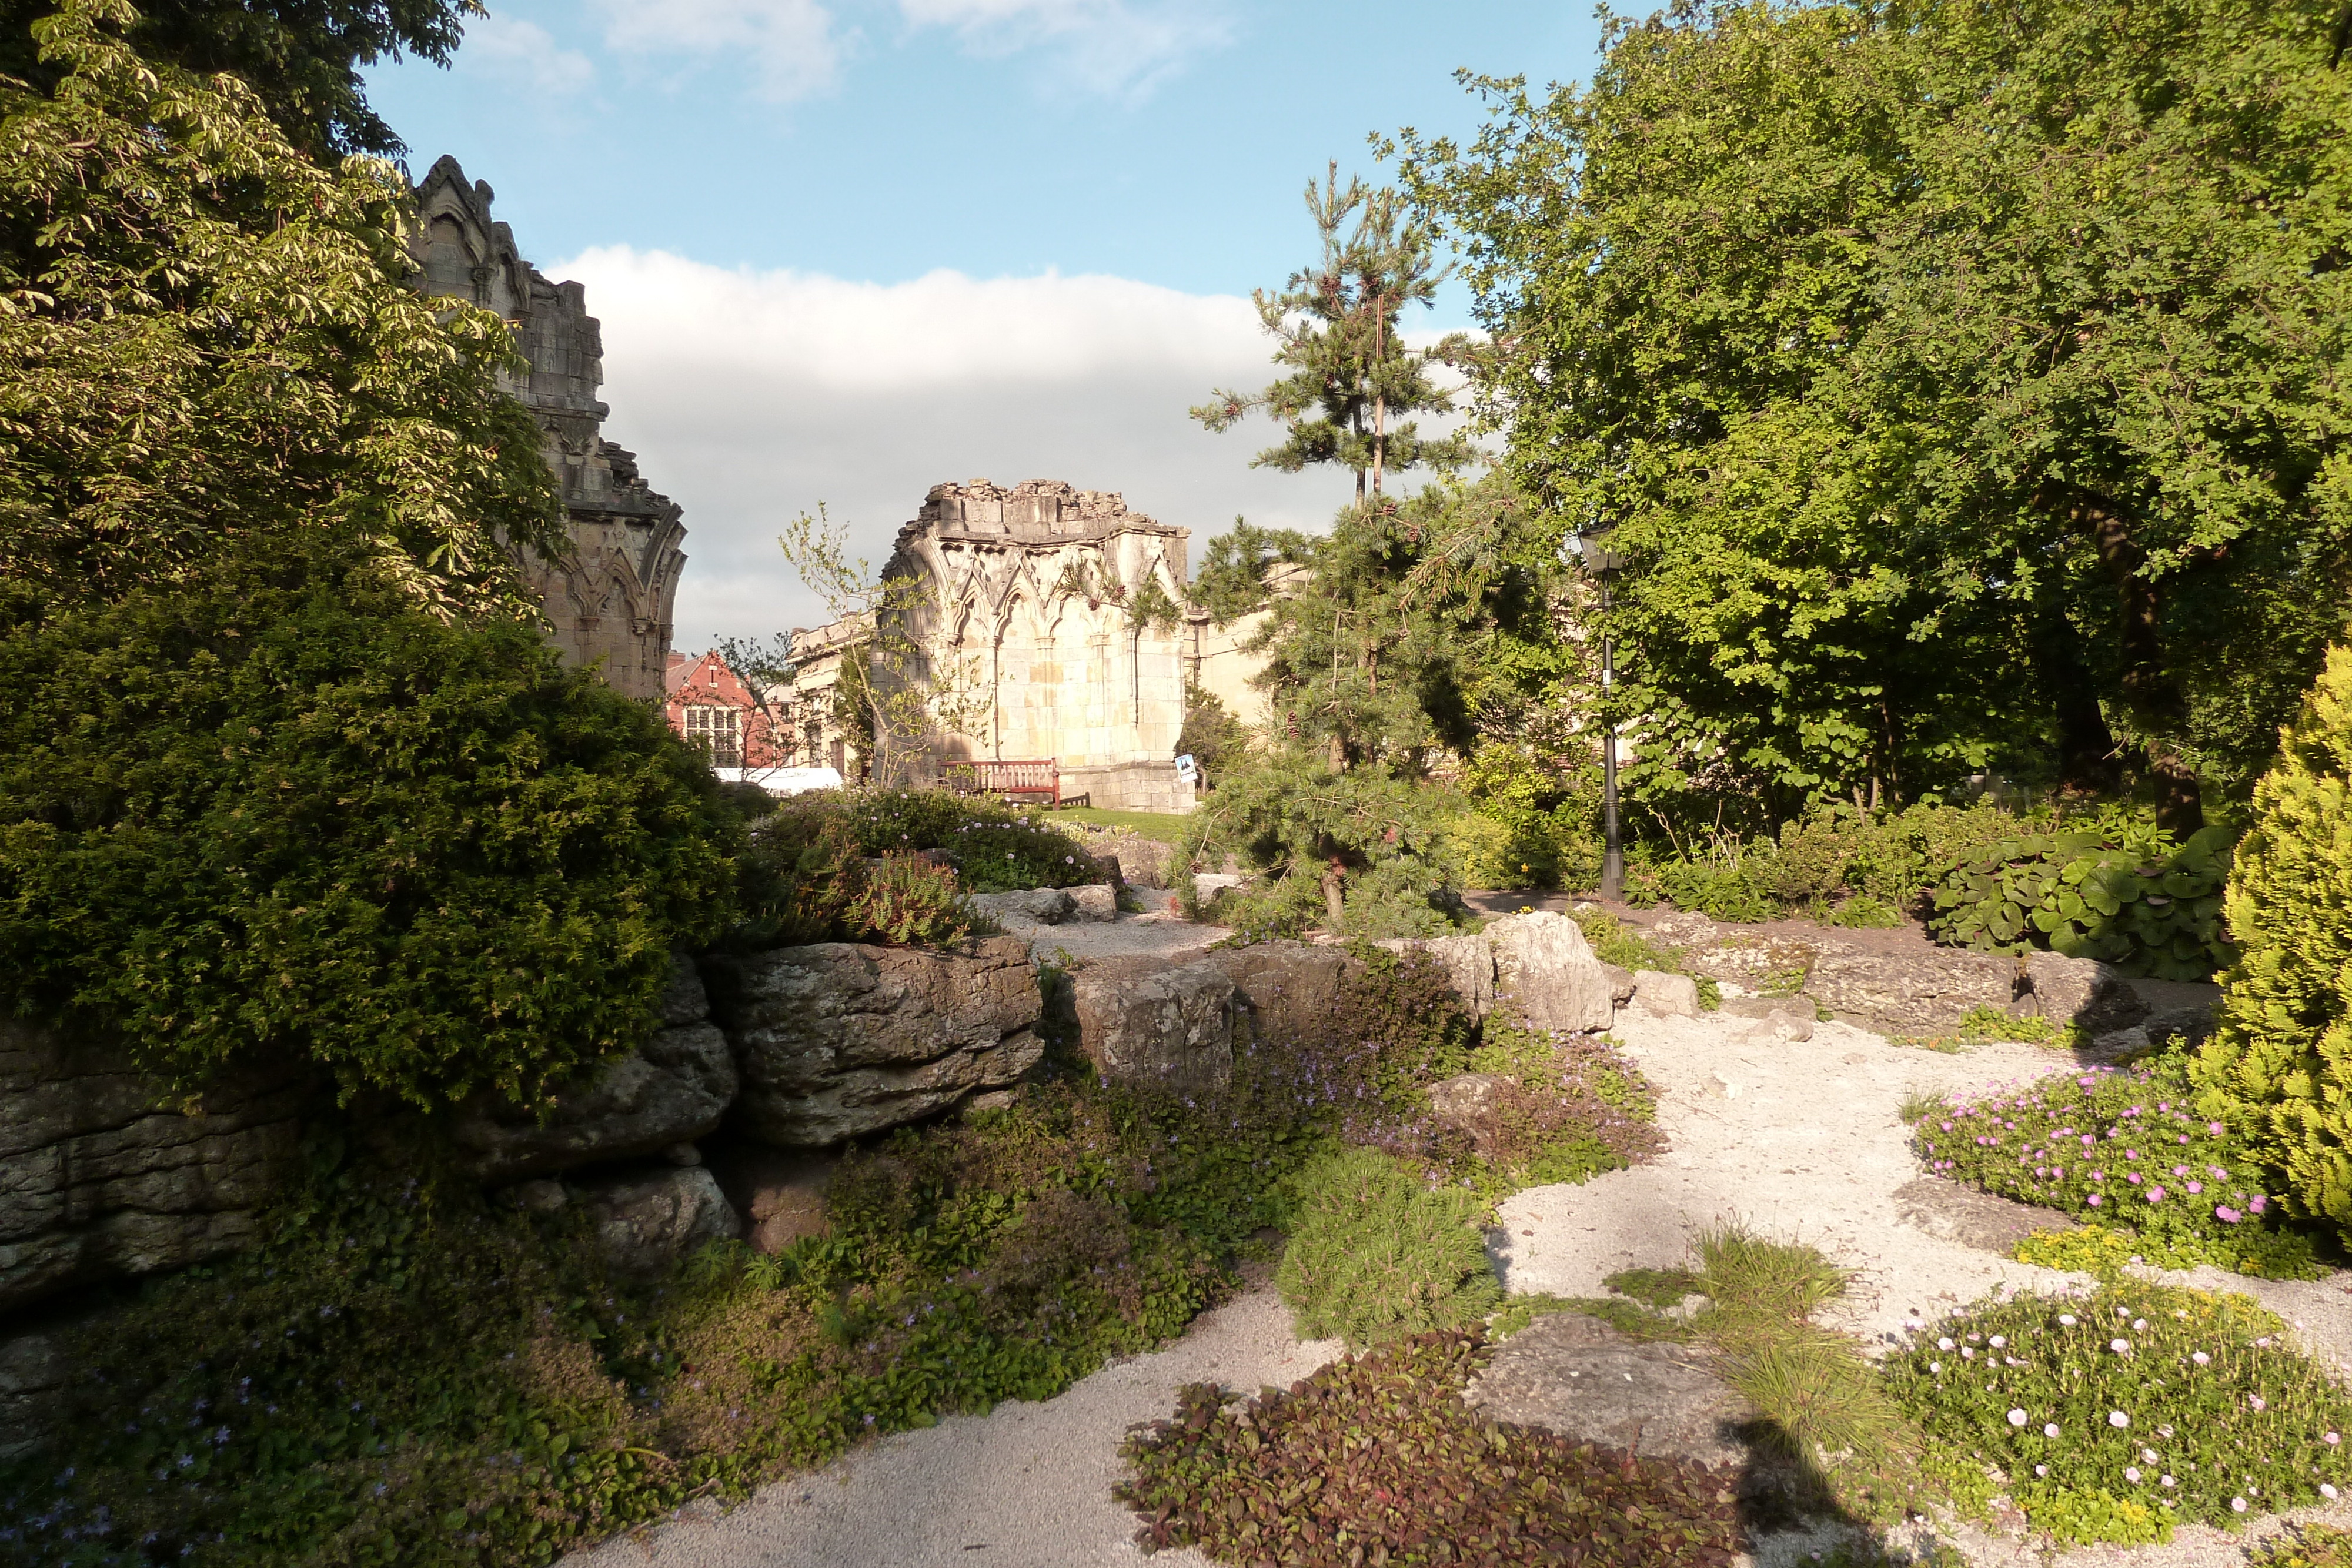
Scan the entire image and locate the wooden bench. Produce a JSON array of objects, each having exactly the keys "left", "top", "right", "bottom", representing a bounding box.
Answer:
[{"left": 944, "top": 759, "right": 1088, "bottom": 810}]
